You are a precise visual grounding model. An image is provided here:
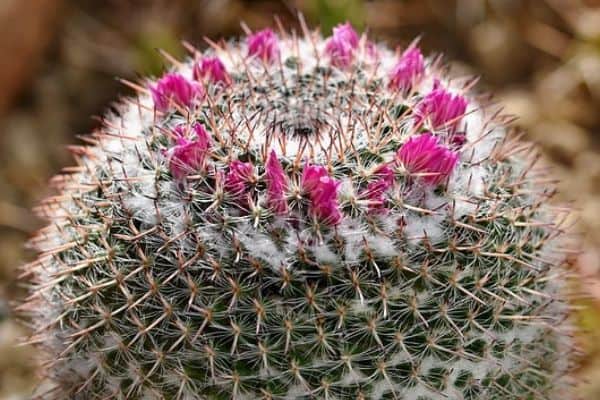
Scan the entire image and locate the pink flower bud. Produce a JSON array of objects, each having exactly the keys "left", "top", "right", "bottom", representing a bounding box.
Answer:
[
  {"left": 301, "top": 164, "right": 342, "bottom": 225},
  {"left": 168, "top": 123, "right": 211, "bottom": 179},
  {"left": 224, "top": 160, "right": 255, "bottom": 197},
  {"left": 450, "top": 133, "right": 467, "bottom": 148},
  {"left": 247, "top": 28, "right": 279, "bottom": 63},
  {"left": 414, "top": 82, "right": 468, "bottom": 131},
  {"left": 150, "top": 73, "right": 204, "bottom": 112},
  {"left": 389, "top": 46, "right": 425, "bottom": 92},
  {"left": 396, "top": 133, "right": 458, "bottom": 186},
  {"left": 363, "top": 165, "right": 394, "bottom": 213},
  {"left": 325, "top": 22, "right": 360, "bottom": 68},
  {"left": 265, "top": 150, "right": 288, "bottom": 215},
  {"left": 332, "top": 22, "right": 360, "bottom": 49},
  {"left": 172, "top": 121, "right": 209, "bottom": 141},
  {"left": 193, "top": 57, "right": 231, "bottom": 86}
]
